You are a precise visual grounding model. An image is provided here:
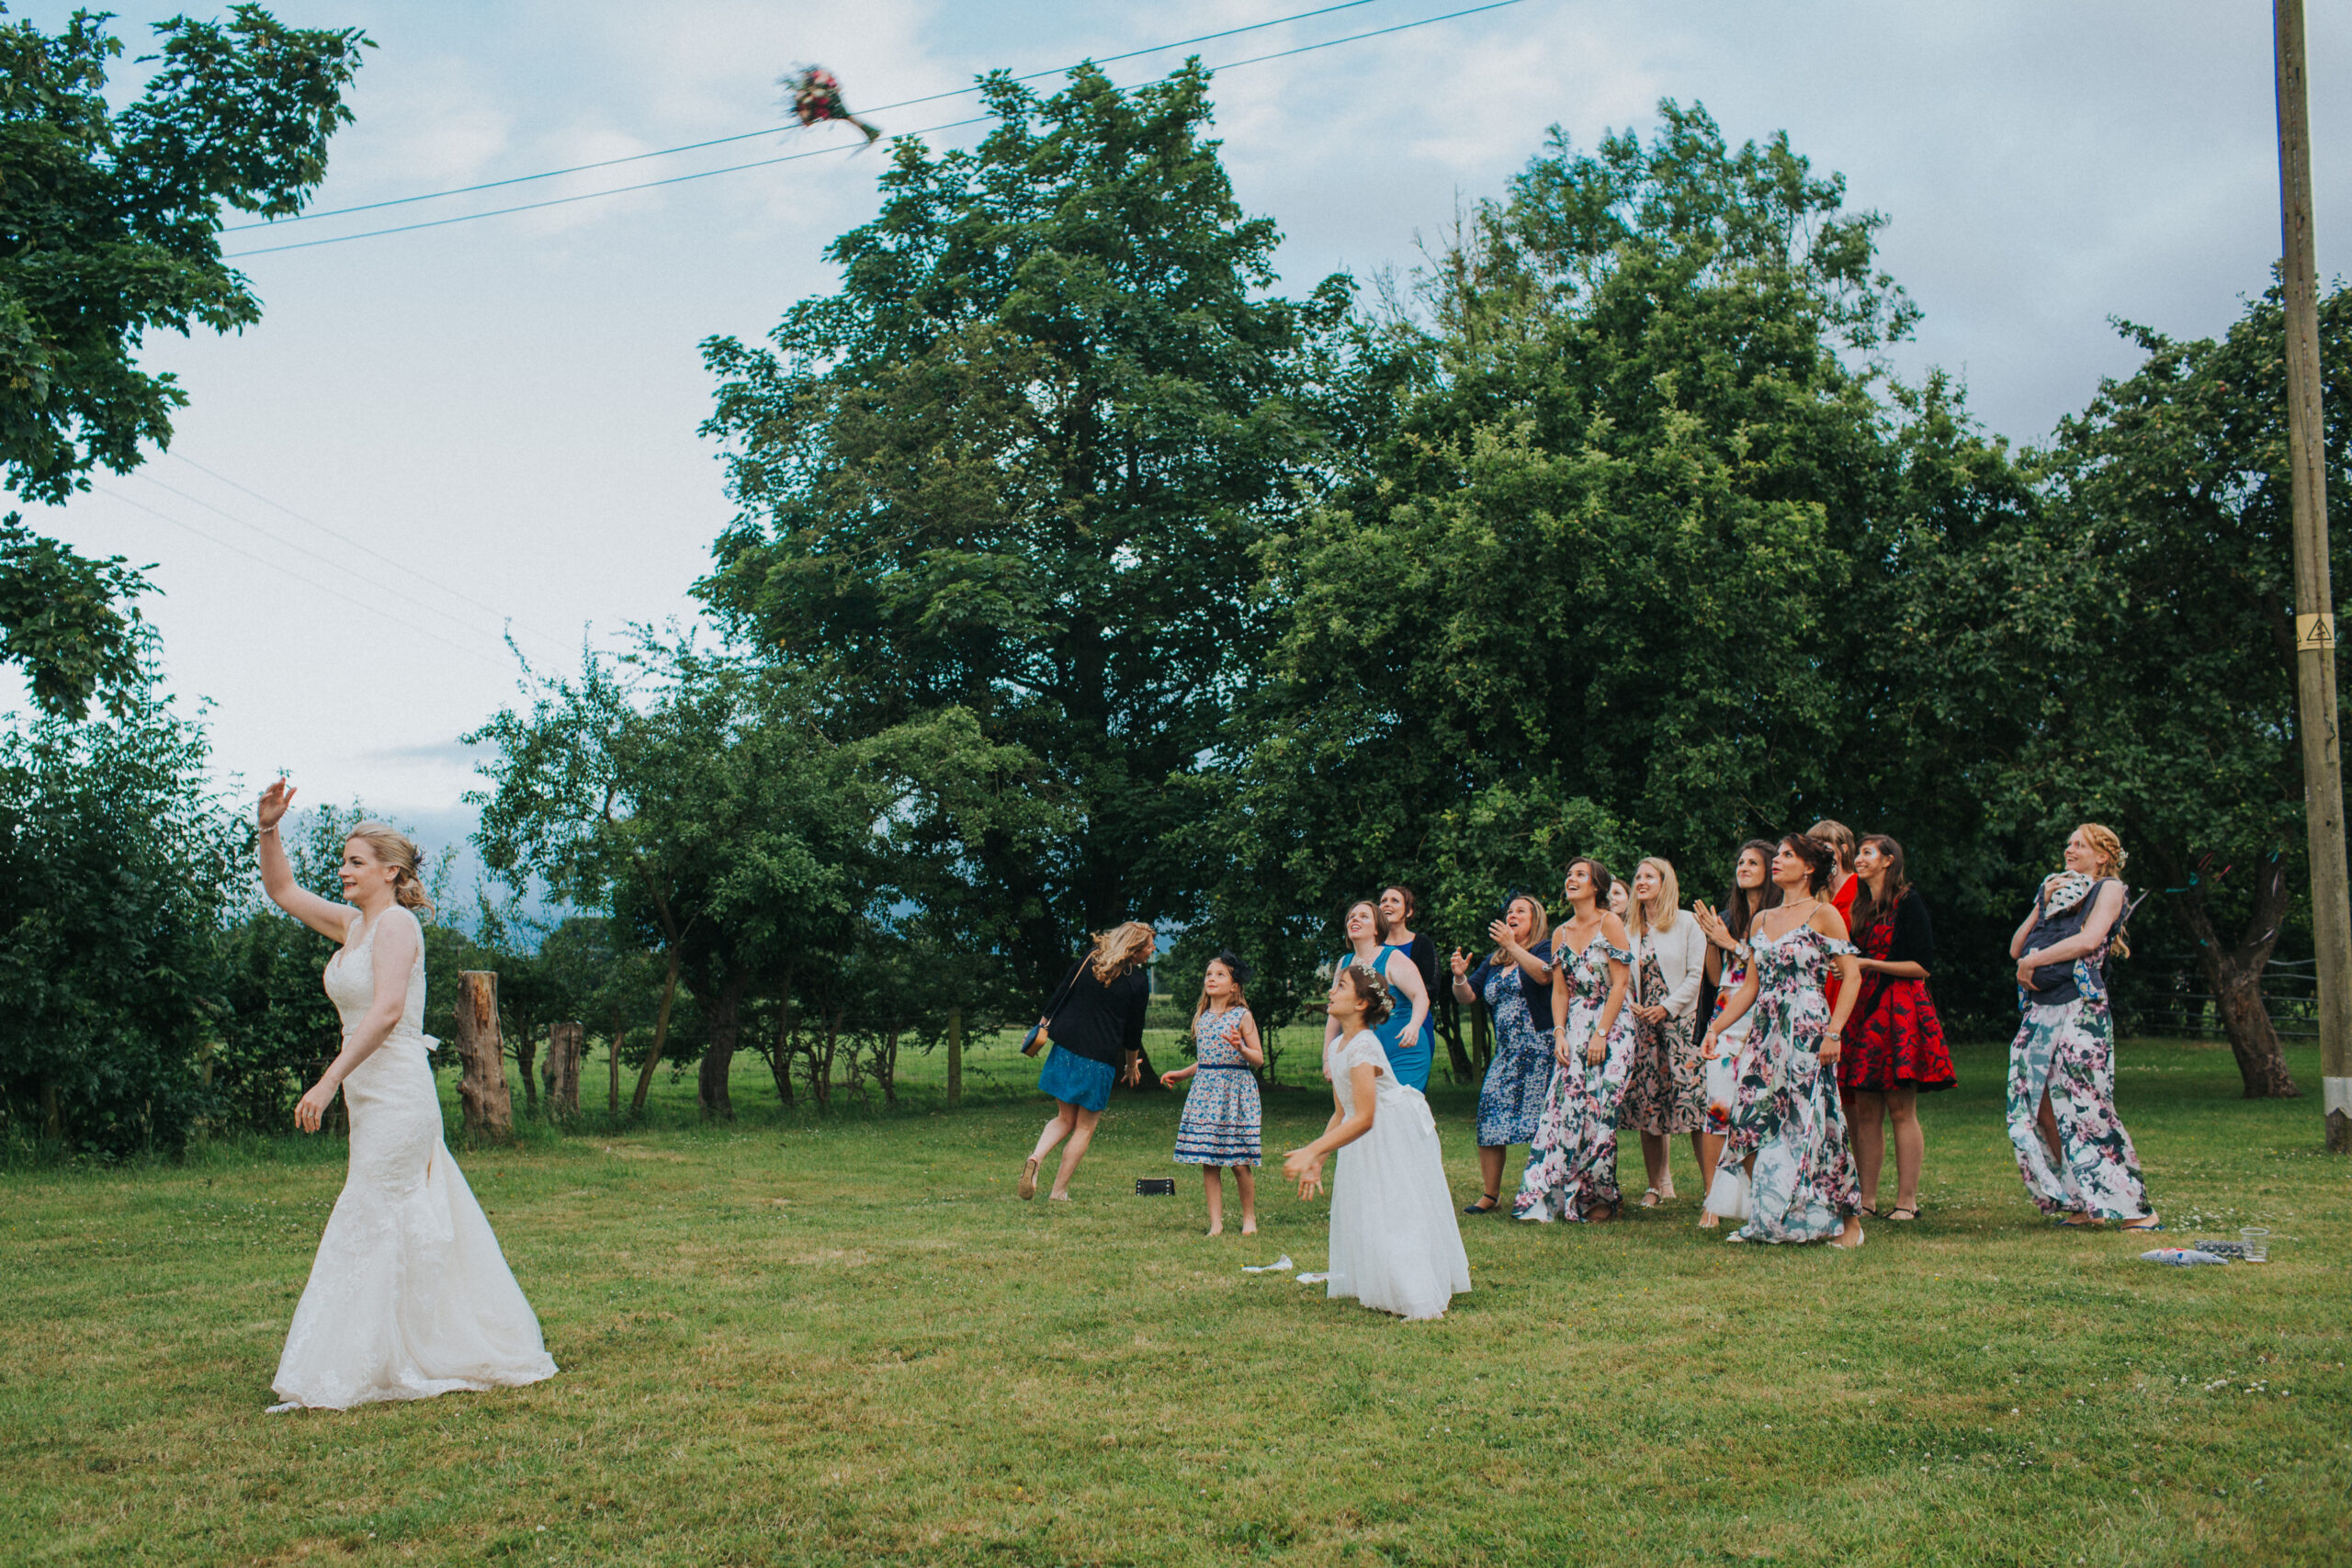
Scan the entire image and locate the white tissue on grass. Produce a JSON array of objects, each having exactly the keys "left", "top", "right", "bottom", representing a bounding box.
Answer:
[
  {"left": 1295, "top": 1271, "right": 1330, "bottom": 1285},
  {"left": 1241, "top": 1255, "right": 1294, "bottom": 1273}
]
